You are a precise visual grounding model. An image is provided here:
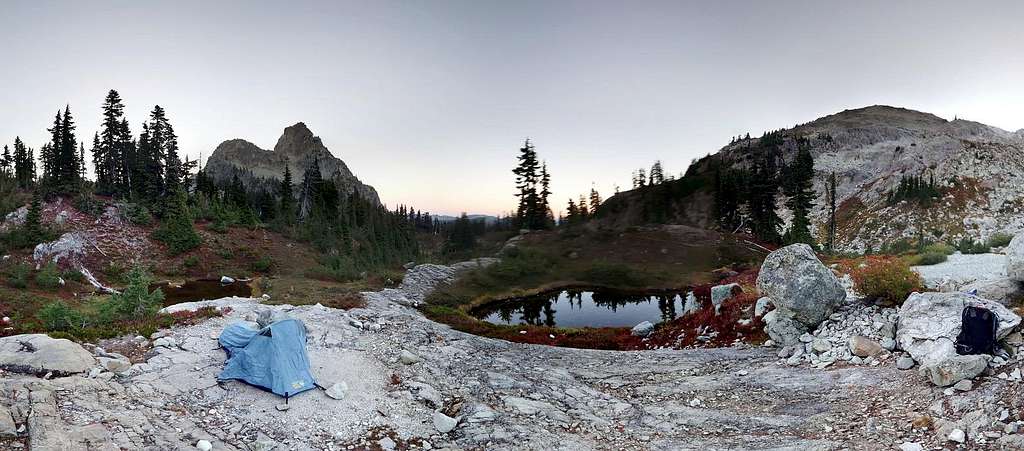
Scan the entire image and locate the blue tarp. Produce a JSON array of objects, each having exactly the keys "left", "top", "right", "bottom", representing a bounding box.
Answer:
[{"left": 218, "top": 318, "right": 317, "bottom": 398}]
